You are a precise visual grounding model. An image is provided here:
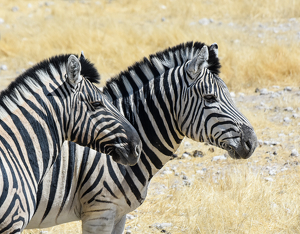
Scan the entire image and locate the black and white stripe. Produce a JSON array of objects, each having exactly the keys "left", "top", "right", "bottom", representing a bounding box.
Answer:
[
  {"left": 27, "top": 42, "right": 257, "bottom": 233},
  {"left": 0, "top": 54, "right": 141, "bottom": 233}
]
